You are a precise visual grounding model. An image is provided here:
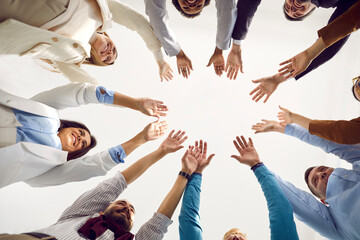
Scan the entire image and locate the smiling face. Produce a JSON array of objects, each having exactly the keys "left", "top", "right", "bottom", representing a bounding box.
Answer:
[
  {"left": 92, "top": 33, "right": 117, "bottom": 64},
  {"left": 177, "top": 0, "right": 206, "bottom": 15},
  {"left": 307, "top": 166, "right": 334, "bottom": 200},
  {"left": 102, "top": 200, "right": 135, "bottom": 231},
  {"left": 57, "top": 127, "right": 91, "bottom": 153},
  {"left": 284, "top": 0, "right": 316, "bottom": 19}
]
